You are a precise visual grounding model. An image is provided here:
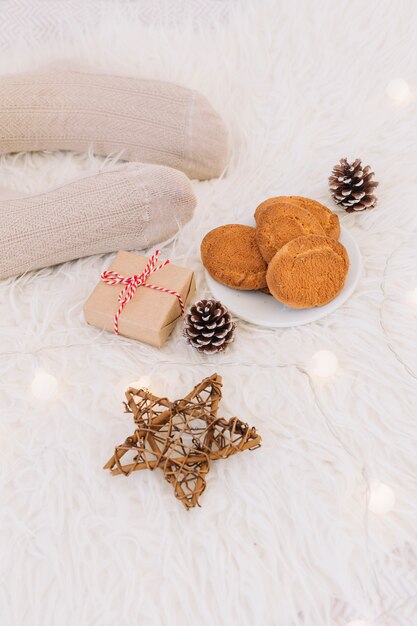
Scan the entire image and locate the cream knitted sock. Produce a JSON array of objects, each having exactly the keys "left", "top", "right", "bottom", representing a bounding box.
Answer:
[
  {"left": 0, "top": 163, "right": 196, "bottom": 279},
  {"left": 0, "top": 66, "right": 229, "bottom": 180}
]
